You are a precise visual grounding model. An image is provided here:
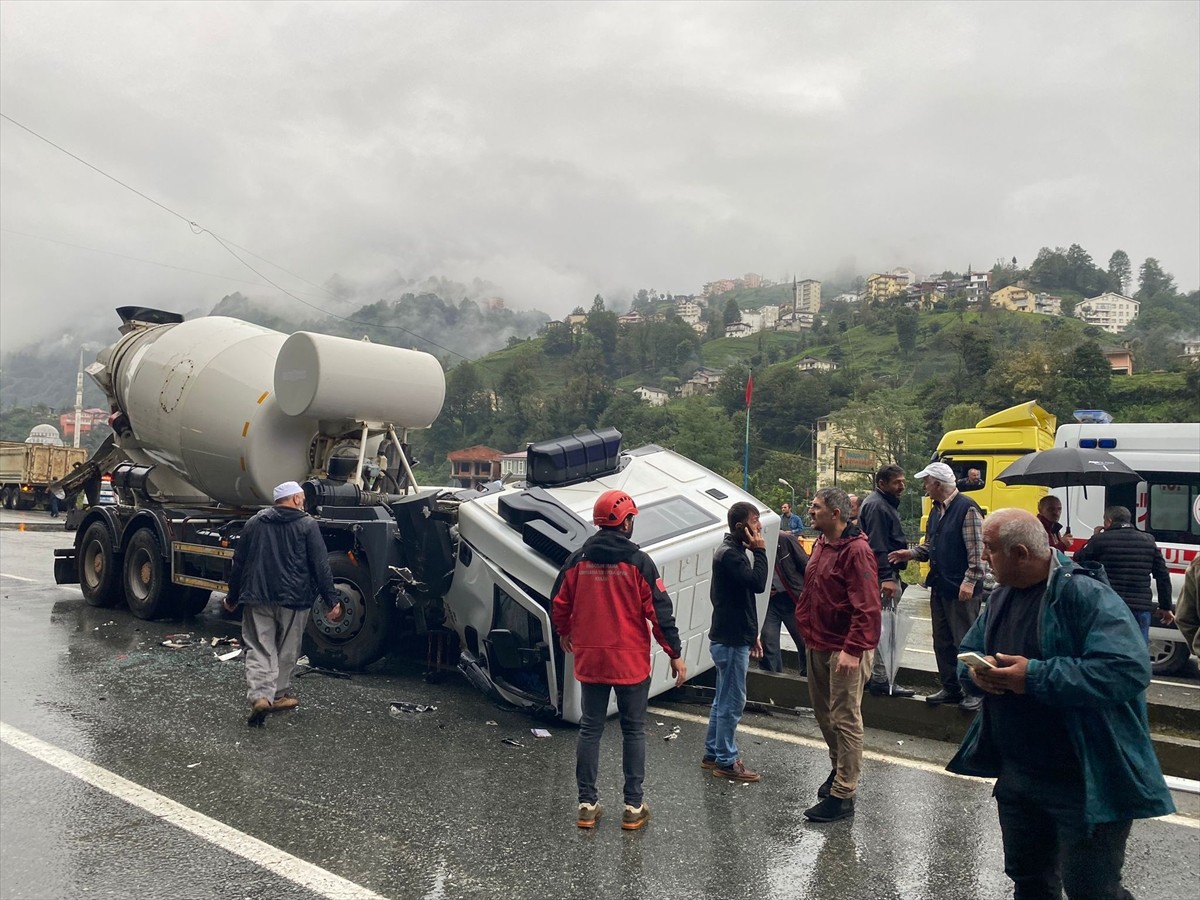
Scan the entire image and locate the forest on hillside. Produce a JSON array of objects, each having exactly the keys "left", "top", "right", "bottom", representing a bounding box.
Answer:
[{"left": 2, "top": 244, "right": 1196, "bottom": 519}]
